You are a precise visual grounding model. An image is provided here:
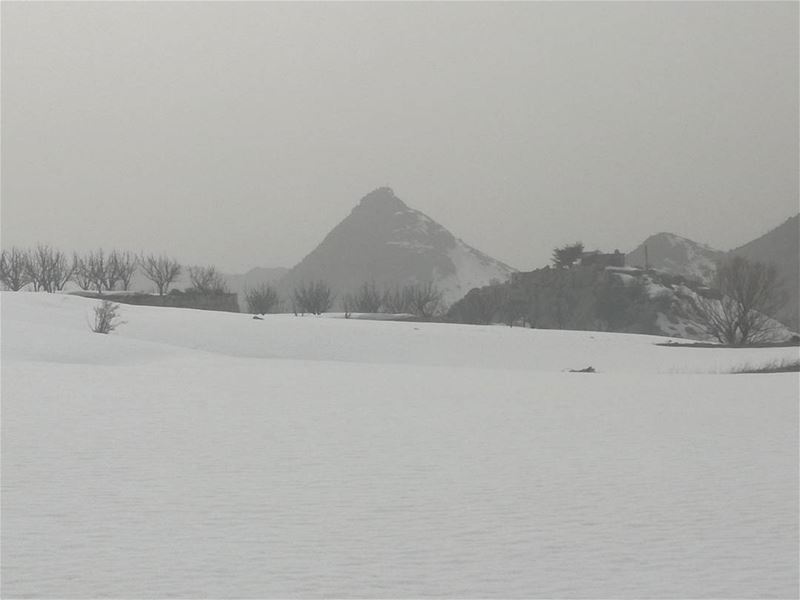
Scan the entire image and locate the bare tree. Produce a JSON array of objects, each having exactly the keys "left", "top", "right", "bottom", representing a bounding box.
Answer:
[
  {"left": 343, "top": 281, "right": 383, "bottom": 313},
  {"left": 72, "top": 253, "right": 94, "bottom": 290},
  {"left": 108, "top": 250, "right": 138, "bottom": 291},
  {"left": 403, "top": 282, "right": 444, "bottom": 318},
  {"left": 188, "top": 265, "right": 228, "bottom": 294},
  {"left": 342, "top": 294, "right": 354, "bottom": 319},
  {"left": 293, "top": 280, "right": 334, "bottom": 315},
  {"left": 140, "top": 254, "right": 181, "bottom": 296},
  {"left": 692, "top": 256, "right": 786, "bottom": 345},
  {"left": 25, "top": 244, "right": 73, "bottom": 292},
  {"left": 74, "top": 249, "right": 109, "bottom": 293},
  {"left": 381, "top": 285, "right": 408, "bottom": 314},
  {"left": 245, "top": 283, "right": 280, "bottom": 314},
  {"left": 74, "top": 249, "right": 135, "bottom": 293},
  {"left": 0, "top": 247, "right": 32, "bottom": 291}
]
